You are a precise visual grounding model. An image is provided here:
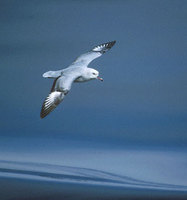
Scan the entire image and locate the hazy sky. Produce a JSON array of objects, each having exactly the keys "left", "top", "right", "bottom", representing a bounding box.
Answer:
[{"left": 0, "top": 0, "right": 187, "bottom": 146}]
